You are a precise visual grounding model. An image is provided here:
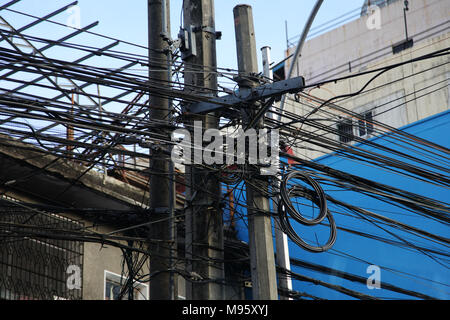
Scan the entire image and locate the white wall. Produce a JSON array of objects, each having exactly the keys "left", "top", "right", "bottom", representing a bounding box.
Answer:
[
  {"left": 282, "top": 0, "right": 450, "bottom": 161},
  {"left": 287, "top": 0, "right": 449, "bottom": 83}
]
